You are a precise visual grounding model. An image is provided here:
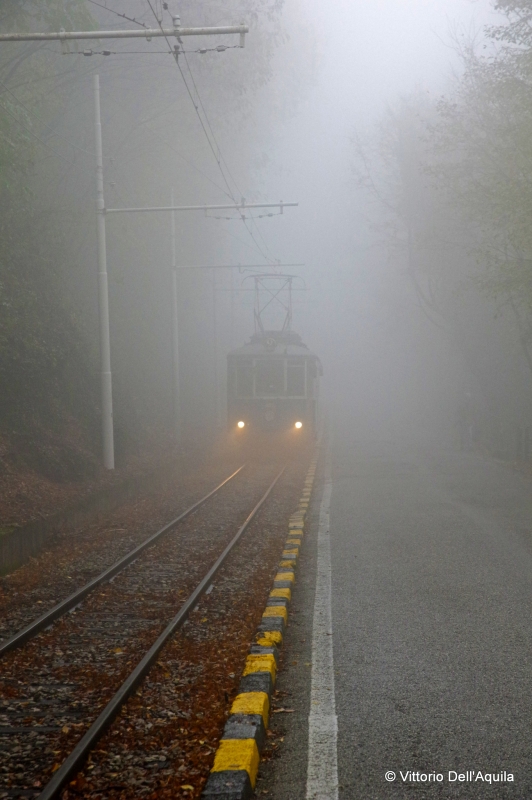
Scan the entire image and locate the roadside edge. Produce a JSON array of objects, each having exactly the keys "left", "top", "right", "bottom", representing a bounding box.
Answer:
[{"left": 201, "top": 452, "right": 319, "bottom": 800}]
